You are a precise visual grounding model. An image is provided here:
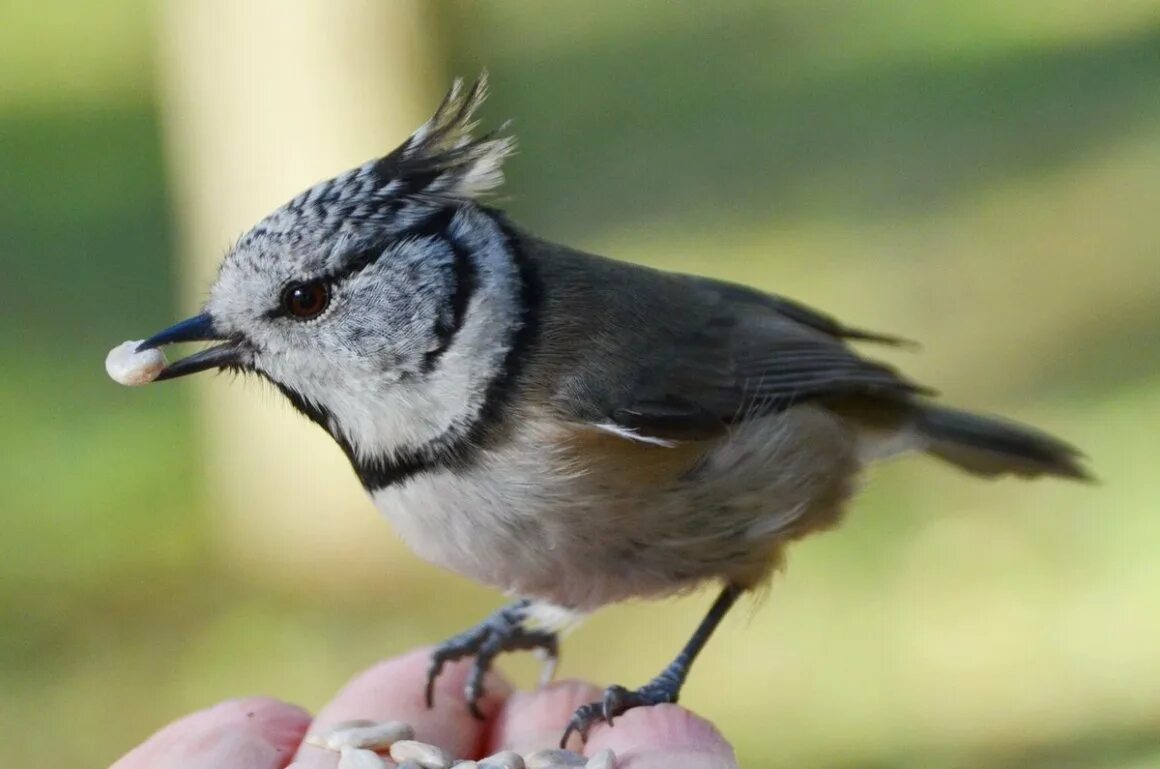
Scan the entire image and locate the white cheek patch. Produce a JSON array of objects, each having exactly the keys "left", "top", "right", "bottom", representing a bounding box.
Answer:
[{"left": 105, "top": 340, "right": 167, "bottom": 386}]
